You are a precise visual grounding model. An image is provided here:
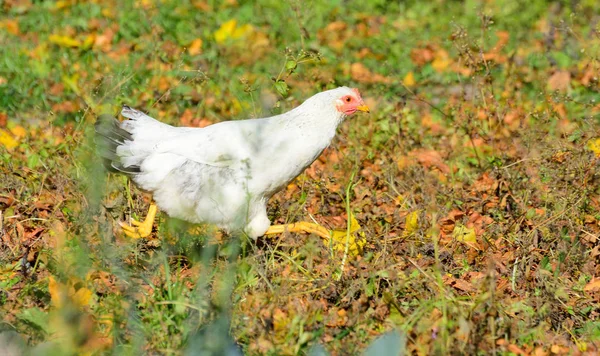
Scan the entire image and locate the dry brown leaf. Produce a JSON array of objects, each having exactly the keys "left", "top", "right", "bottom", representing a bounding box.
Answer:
[
  {"left": 548, "top": 71, "right": 571, "bottom": 92},
  {"left": 483, "top": 31, "right": 510, "bottom": 63},
  {"left": 350, "top": 62, "right": 392, "bottom": 84},
  {"left": 410, "top": 46, "right": 435, "bottom": 66},
  {"left": 412, "top": 149, "right": 450, "bottom": 174},
  {"left": 443, "top": 275, "right": 476, "bottom": 293},
  {"left": 318, "top": 21, "right": 348, "bottom": 51},
  {"left": 507, "top": 344, "right": 527, "bottom": 355}
]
